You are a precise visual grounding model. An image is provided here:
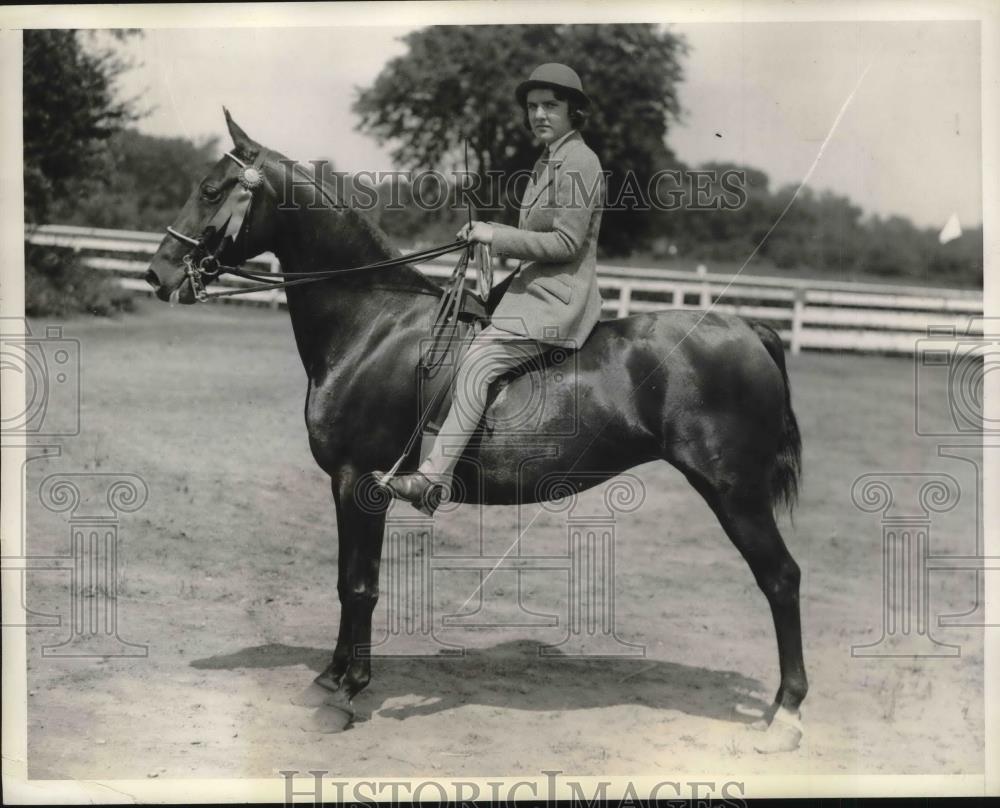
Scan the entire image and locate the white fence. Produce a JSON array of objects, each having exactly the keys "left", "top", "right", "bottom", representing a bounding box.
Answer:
[{"left": 26, "top": 224, "right": 985, "bottom": 355}]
